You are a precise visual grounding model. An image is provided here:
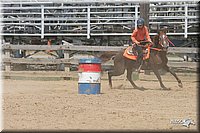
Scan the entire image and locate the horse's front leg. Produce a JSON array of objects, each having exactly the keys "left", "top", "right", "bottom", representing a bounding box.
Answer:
[
  {"left": 152, "top": 67, "right": 170, "bottom": 90},
  {"left": 163, "top": 65, "right": 183, "bottom": 88}
]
